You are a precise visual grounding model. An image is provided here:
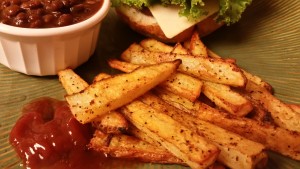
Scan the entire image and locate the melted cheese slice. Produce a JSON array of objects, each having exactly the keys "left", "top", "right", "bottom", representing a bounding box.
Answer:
[{"left": 149, "top": 0, "right": 219, "bottom": 38}]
